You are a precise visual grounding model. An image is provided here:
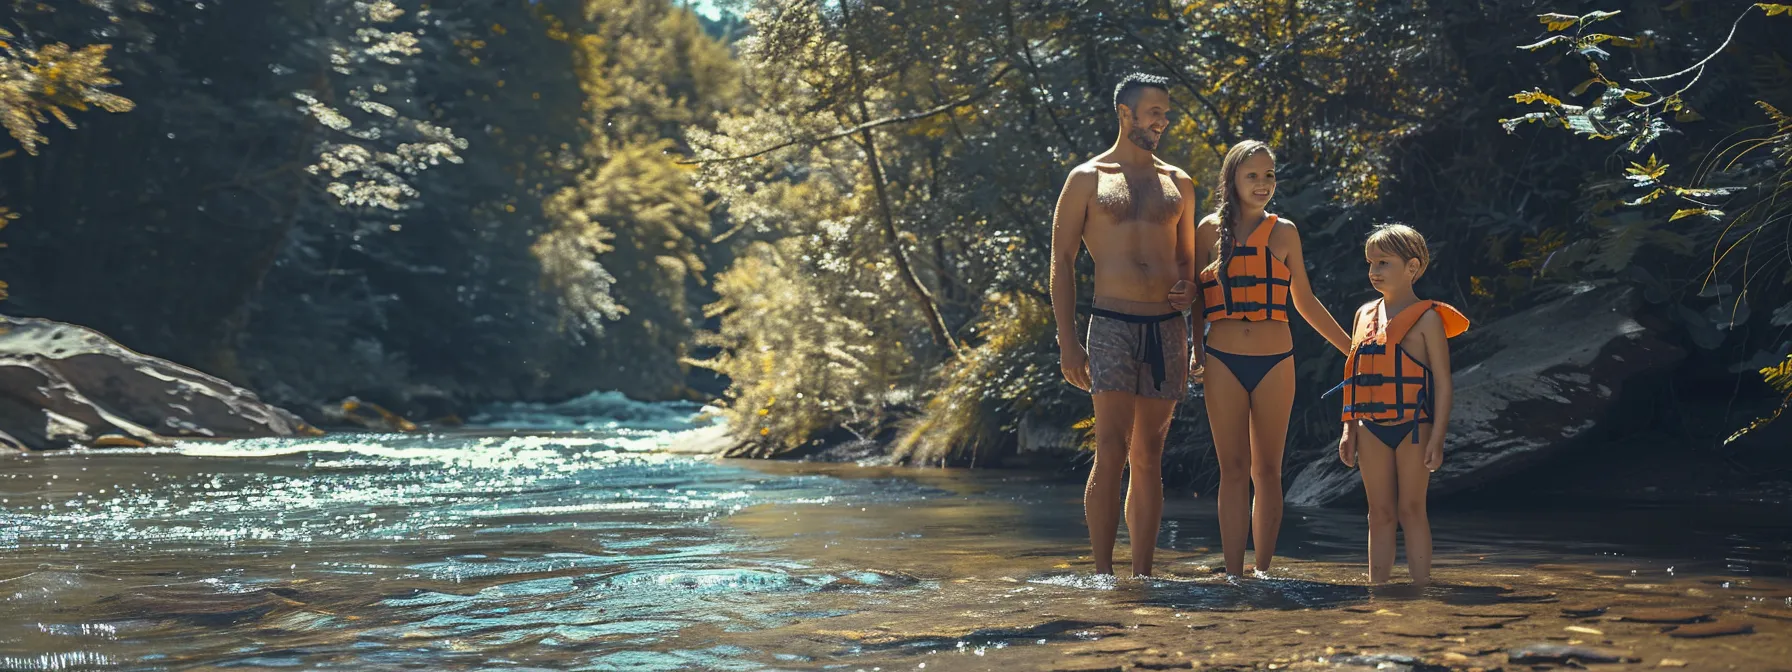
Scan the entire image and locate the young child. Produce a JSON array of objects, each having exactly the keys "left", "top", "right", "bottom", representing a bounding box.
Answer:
[{"left": 1329, "top": 224, "right": 1468, "bottom": 587}]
